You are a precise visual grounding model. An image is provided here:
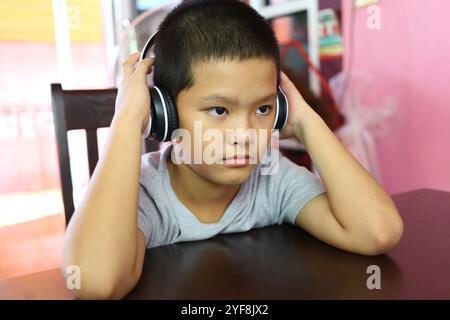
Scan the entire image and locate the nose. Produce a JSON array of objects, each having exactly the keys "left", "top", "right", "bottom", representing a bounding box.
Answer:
[{"left": 225, "top": 116, "right": 255, "bottom": 146}]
